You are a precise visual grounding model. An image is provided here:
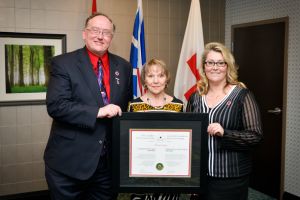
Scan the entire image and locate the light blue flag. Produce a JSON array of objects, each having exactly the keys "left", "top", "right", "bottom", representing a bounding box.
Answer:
[{"left": 130, "top": 0, "right": 146, "bottom": 98}]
